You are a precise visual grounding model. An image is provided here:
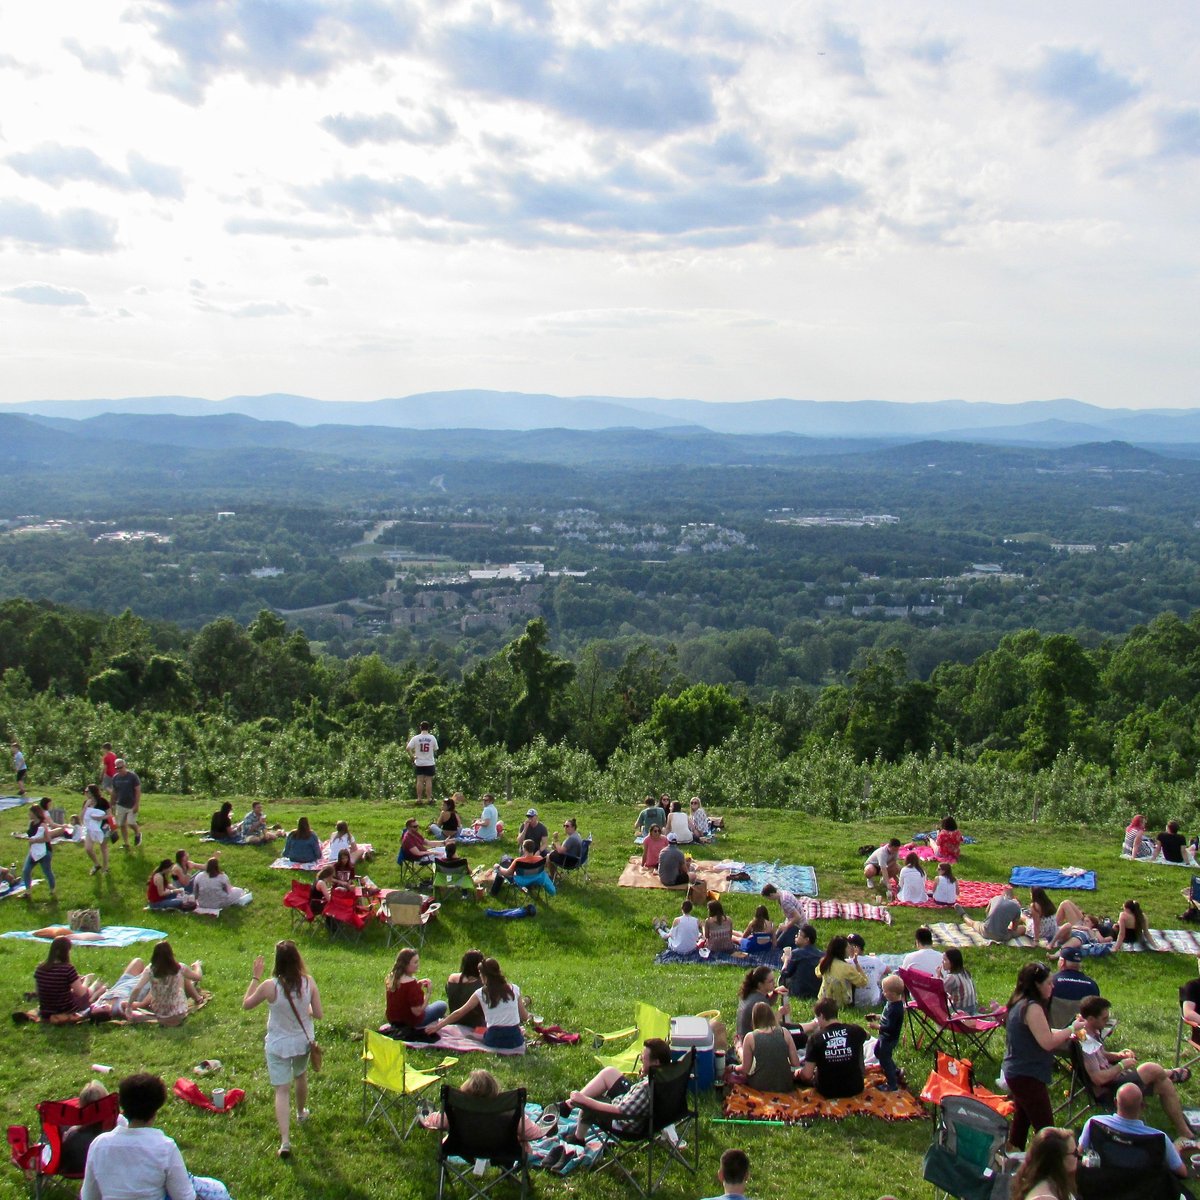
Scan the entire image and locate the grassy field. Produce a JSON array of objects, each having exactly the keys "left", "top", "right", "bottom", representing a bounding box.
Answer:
[{"left": 0, "top": 790, "right": 1195, "bottom": 1200}]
